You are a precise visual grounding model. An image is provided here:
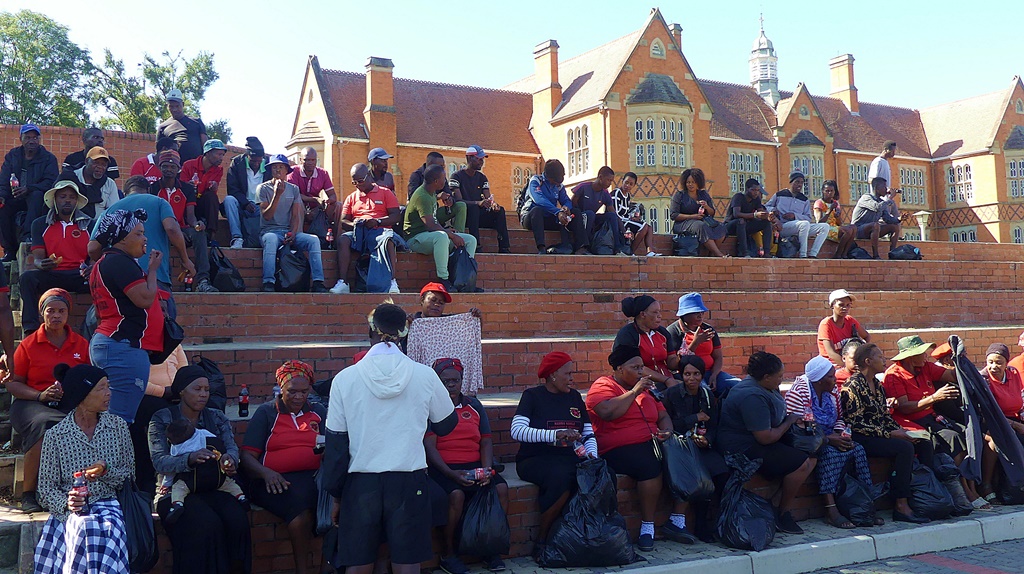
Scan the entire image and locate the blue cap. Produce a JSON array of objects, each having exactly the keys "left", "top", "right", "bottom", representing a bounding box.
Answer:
[
  {"left": 368, "top": 147, "right": 393, "bottom": 161},
  {"left": 466, "top": 145, "right": 487, "bottom": 158},
  {"left": 203, "top": 139, "right": 227, "bottom": 154},
  {"left": 20, "top": 124, "right": 40, "bottom": 136},
  {"left": 675, "top": 292, "right": 709, "bottom": 317},
  {"left": 266, "top": 154, "right": 290, "bottom": 169}
]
